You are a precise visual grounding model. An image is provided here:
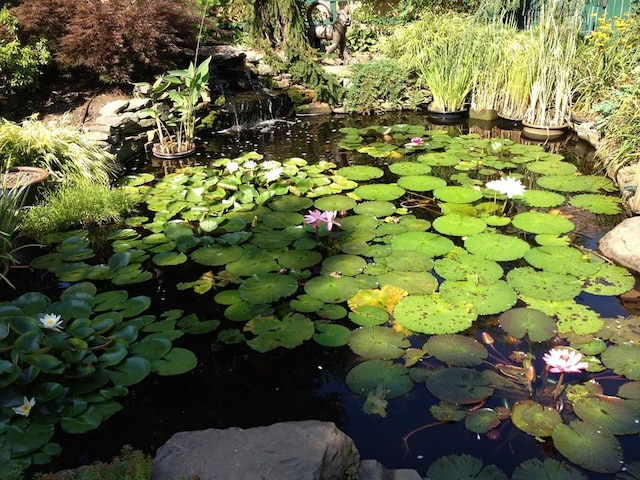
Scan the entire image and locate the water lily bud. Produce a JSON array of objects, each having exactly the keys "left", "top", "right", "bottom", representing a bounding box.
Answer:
[
  {"left": 525, "top": 365, "right": 536, "bottom": 383},
  {"left": 481, "top": 332, "right": 494, "bottom": 345}
]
